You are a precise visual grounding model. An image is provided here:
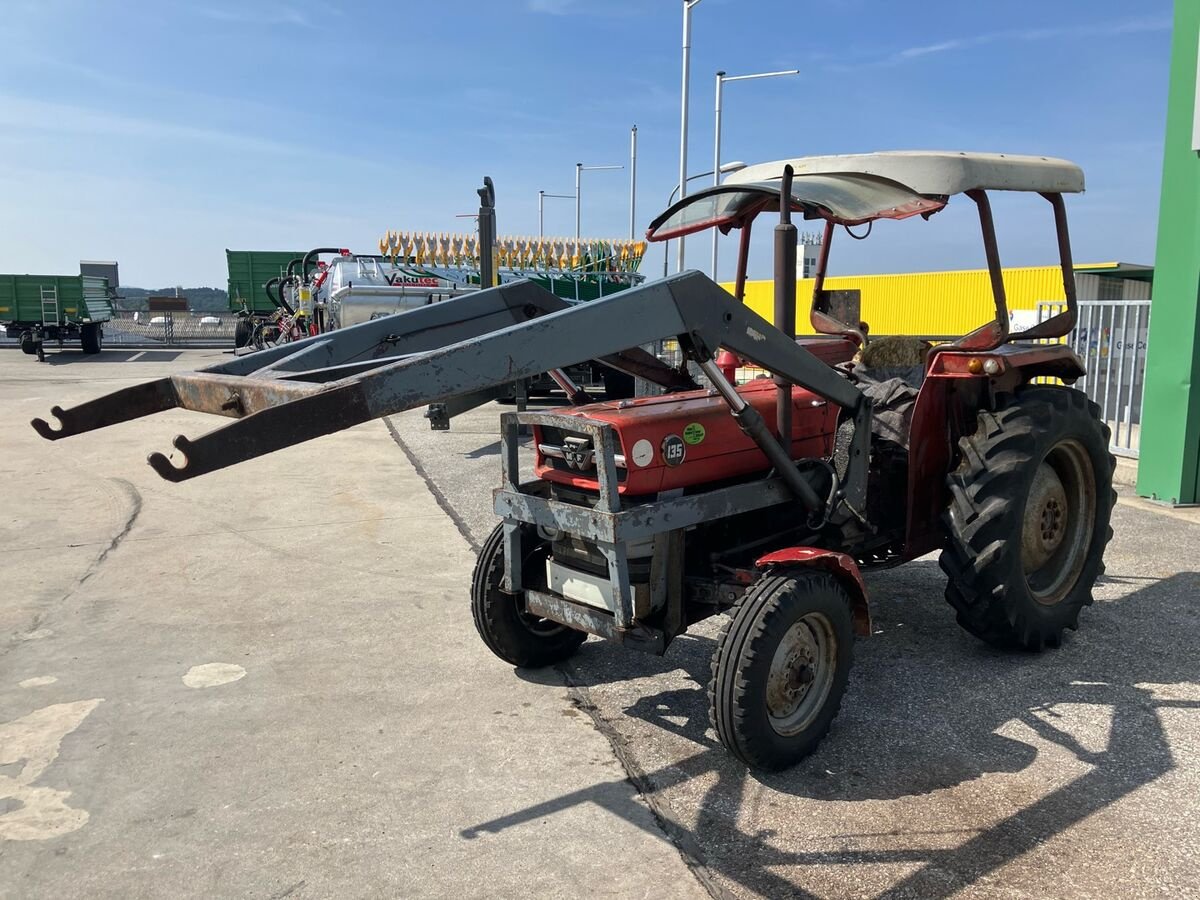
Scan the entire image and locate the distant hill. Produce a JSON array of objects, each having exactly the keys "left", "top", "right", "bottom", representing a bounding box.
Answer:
[{"left": 115, "top": 286, "right": 229, "bottom": 312}]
